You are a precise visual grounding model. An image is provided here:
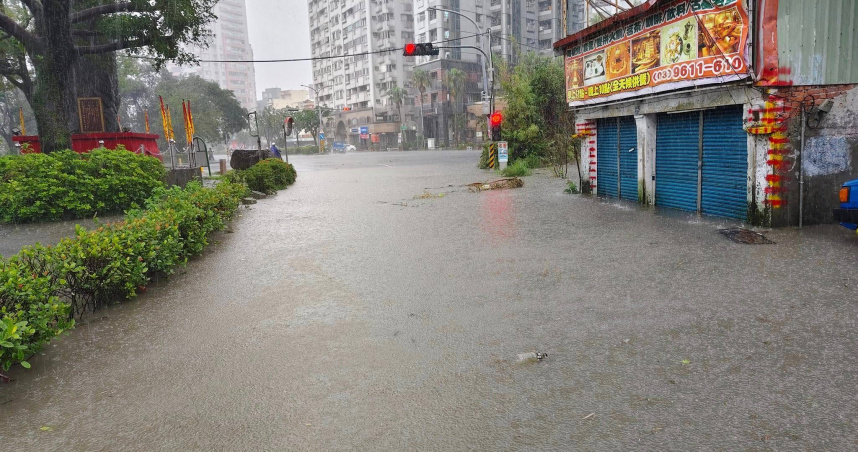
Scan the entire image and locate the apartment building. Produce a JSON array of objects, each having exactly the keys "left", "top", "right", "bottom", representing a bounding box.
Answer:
[
  {"left": 308, "top": 0, "right": 417, "bottom": 147},
  {"left": 412, "top": 0, "right": 487, "bottom": 147},
  {"left": 169, "top": 0, "right": 258, "bottom": 112}
]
